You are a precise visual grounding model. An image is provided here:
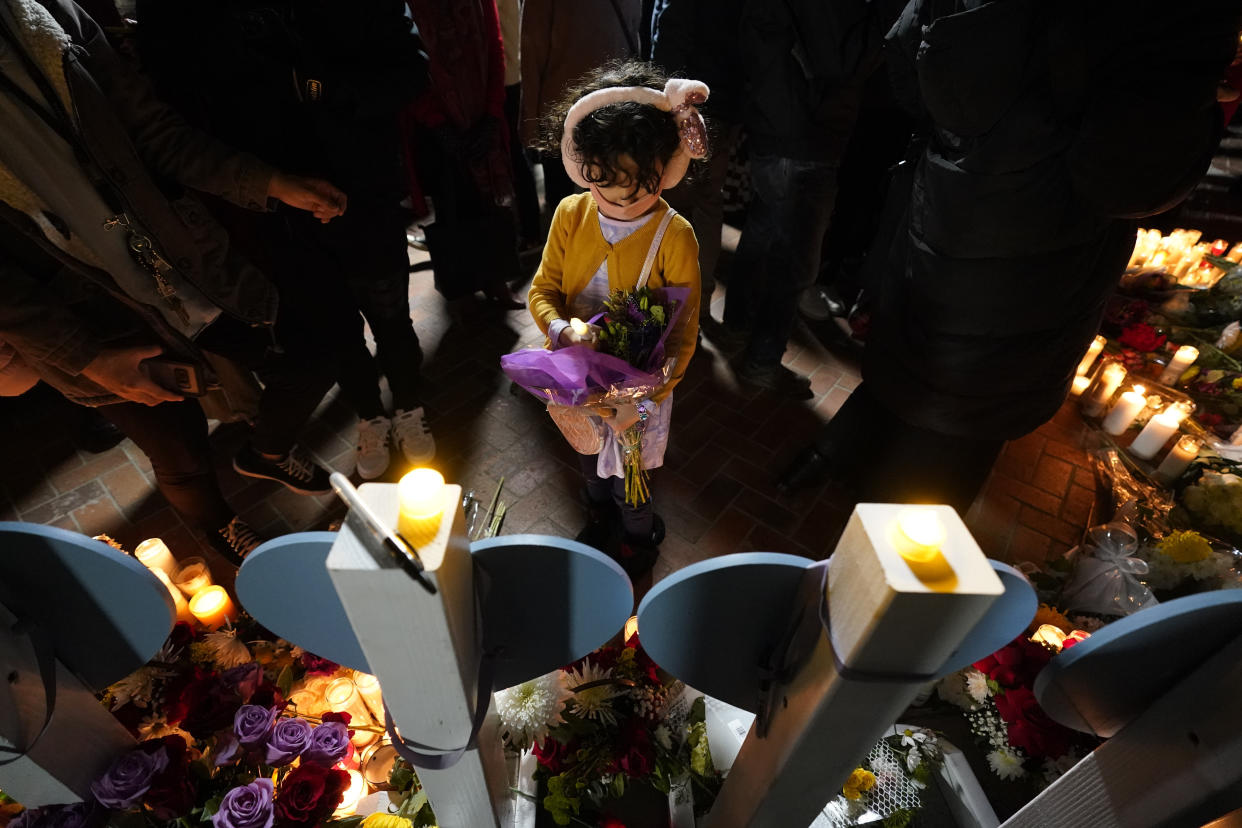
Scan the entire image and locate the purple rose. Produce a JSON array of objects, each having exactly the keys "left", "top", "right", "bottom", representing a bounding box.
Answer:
[
  {"left": 9, "top": 808, "right": 44, "bottom": 828},
  {"left": 300, "top": 722, "right": 350, "bottom": 767},
  {"left": 233, "top": 705, "right": 277, "bottom": 746},
  {"left": 90, "top": 746, "right": 169, "bottom": 809},
  {"left": 211, "top": 779, "right": 274, "bottom": 828},
  {"left": 264, "top": 717, "right": 313, "bottom": 766},
  {"left": 46, "top": 802, "right": 98, "bottom": 828}
]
